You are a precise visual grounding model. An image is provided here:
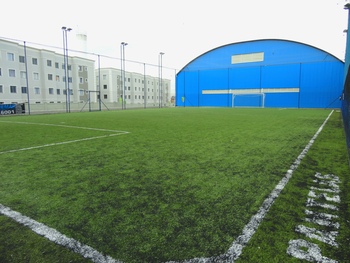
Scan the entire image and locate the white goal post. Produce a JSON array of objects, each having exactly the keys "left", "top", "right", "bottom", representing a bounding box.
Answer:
[{"left": 232, "top": 93, "right": 266, "bottom": 108}]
